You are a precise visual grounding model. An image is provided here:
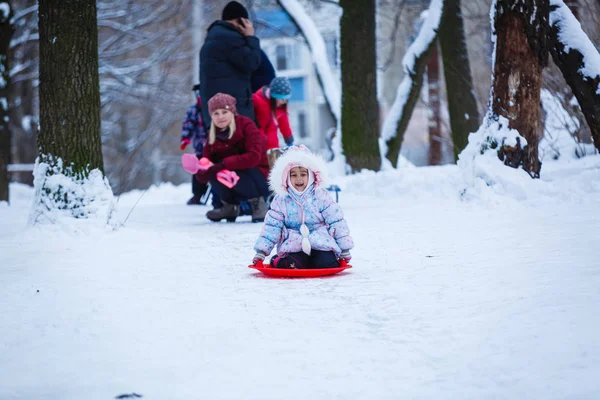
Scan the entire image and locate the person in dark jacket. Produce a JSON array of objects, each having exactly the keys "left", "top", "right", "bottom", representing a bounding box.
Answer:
[
  {"left": 199, "top": 1, "right": 261, "bottom": 129},
  {"left": 196, "top": 93, "right": 270, "bottom": 223},
  {"left": 251, "top": 49, "right": 276, "bottom": 93}
]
